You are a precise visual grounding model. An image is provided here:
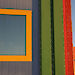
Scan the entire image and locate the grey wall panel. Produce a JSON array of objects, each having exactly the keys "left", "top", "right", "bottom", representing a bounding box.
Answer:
[
  {"left": 0, "top": 0, "right": 32, "bottom": 75},
  {"left": 0, "top": 62, "right": 32, "bottom": 75},
  {"left": 0, "top": 0, "right": 32, "bottom": 9},
  {"left": 32, "top": 0, "right": 40, "bottom": 75},
  {"left": 0, "top": 62, "right": 9, "bottom": 75}
]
